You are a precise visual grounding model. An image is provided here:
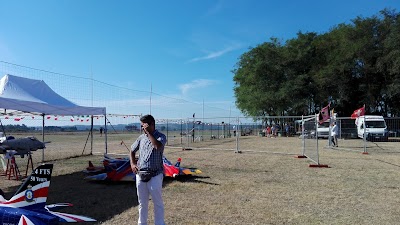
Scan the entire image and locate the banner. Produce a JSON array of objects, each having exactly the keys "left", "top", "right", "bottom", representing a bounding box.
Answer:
[
  {"left": 351, "top": 105, "right": 365, "bottom": 119},
  {"left": 318, "top": 104, "right": 330, "bottom": 124}
]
